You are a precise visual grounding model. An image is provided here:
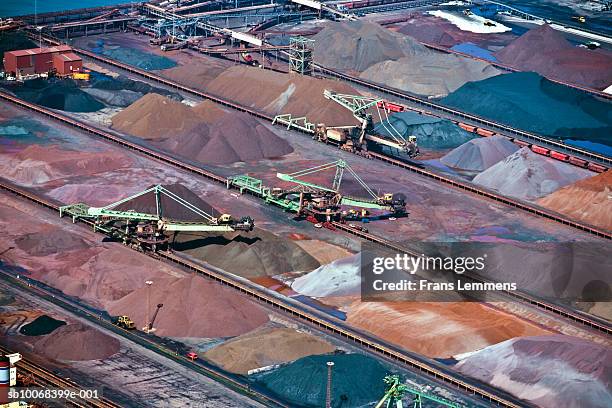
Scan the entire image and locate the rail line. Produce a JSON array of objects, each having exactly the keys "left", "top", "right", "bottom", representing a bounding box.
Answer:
[
  {"left": 0, "top": 345, "right": 120, "bottom": 408},
  {"left": 0, "top": 267, "right": 287, "bottom": 408},
  {"left": 1, "top": 86, "right": 610, "bottom": 240},
  {"left": 0, "top": 181, "right": 530, "bottom": 408}
]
